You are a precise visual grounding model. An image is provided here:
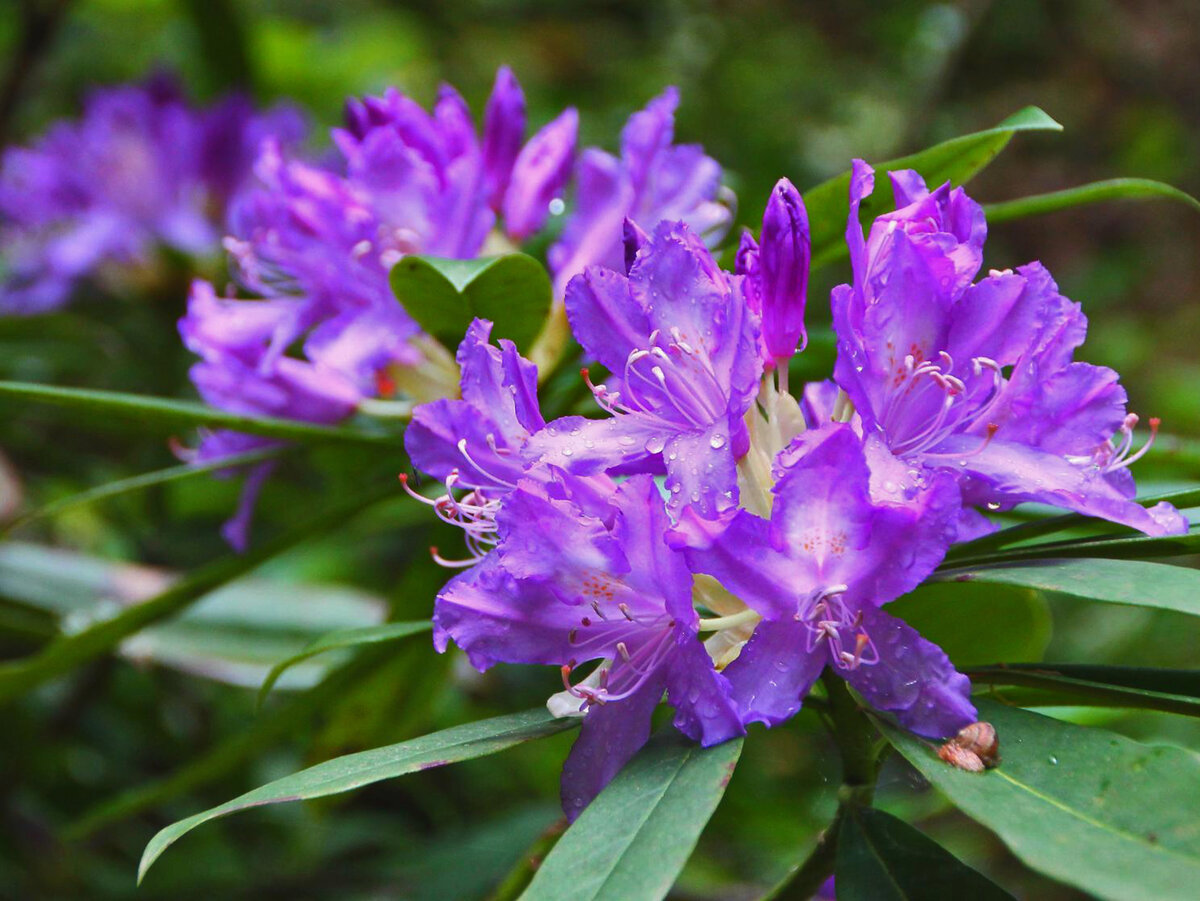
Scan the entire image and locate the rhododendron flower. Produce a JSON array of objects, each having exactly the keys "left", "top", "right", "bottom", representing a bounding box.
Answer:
[
  {"left": 830, "top": 160, "right": 1186, "bottom": 538},
  {"left": 670, "top": 424, "right": 975, "bottom": 739}
]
